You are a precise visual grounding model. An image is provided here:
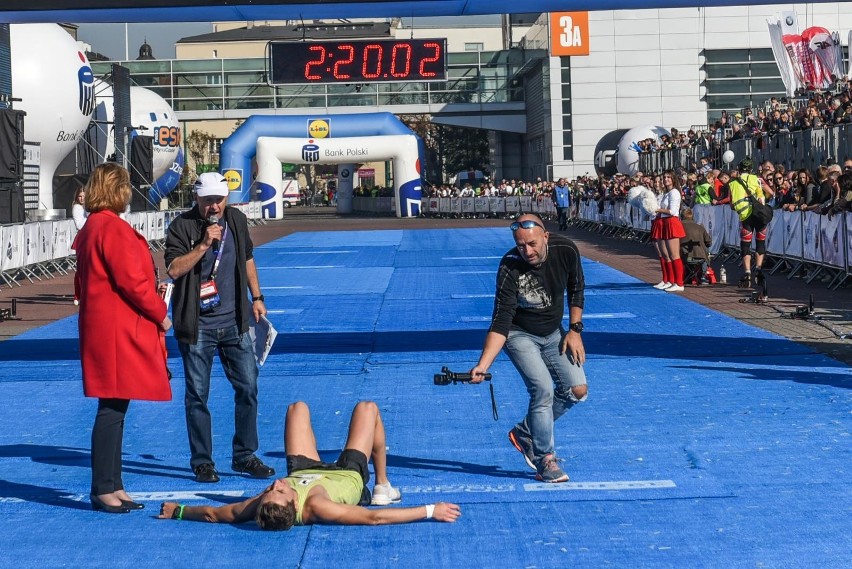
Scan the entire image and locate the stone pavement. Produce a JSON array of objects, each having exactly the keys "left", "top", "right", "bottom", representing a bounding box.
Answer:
[{"left": 2, "top": 207, "right": 851, "bottom": 365}]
